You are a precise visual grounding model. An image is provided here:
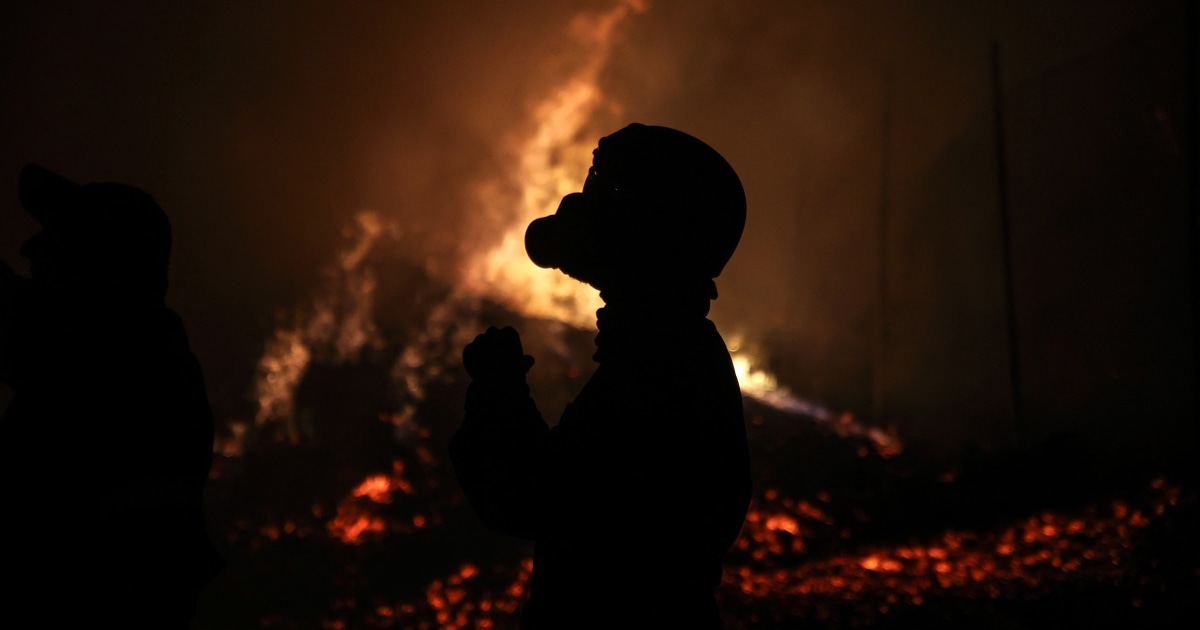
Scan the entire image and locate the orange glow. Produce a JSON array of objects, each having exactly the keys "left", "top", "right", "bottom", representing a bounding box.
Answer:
[
  {"left": 251, "top": 474, "right": 1186, "bottom": 628},
  {"left": 369, "top": 561, "right": 536, "bottom": 630},
  {"left": 253, "top": 211, "right": 396, "bottom": 444},
  {"left": 327, "top": 507, "right": 387, "bottom": 545},
  {"left": 326, "top": 458, "right": 427, "bottom": 544},
  {"left": 723, "top": 478, "right": 1182, "bottom": 620},
  {"left": 730, "top": 335, "right": 901, "bottom": 451},
  {"left": 765, "top": 514, "right": 802, "bottom": 536},
  {"left": 352, "top": 475, "right": 395, "bottom": 504},
  {"left": 224, "top": 2, "right": 1190, "bottom": 628},
  {"left": 458, "top": 1, "right": 647, "bottom": 328}
]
